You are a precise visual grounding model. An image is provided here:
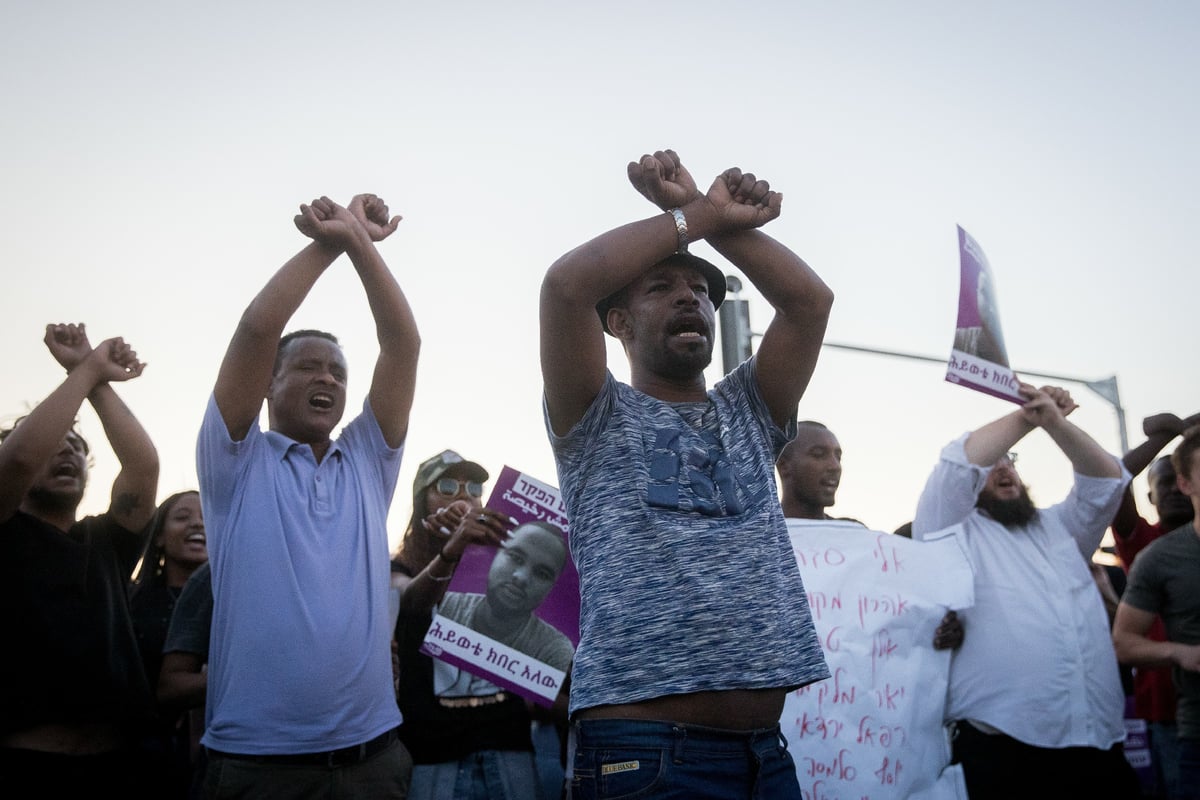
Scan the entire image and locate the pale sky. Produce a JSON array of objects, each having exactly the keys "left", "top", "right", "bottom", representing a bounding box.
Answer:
[{"left": 4, "top": 1, "right": 1197, "bottom": 551}]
